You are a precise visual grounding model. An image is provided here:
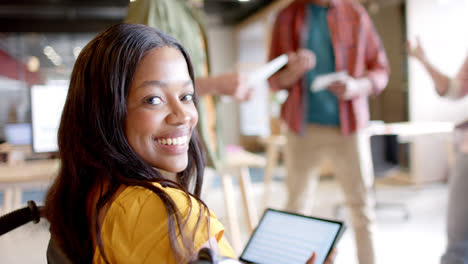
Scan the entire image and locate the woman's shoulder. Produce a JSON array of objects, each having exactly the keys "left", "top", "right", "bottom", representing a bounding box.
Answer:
[
  {"left": 107, "top": 182, "right": 223, "bottom": 238},
  {"left": 107, "top": 182, "right": 211, "bottom": 227},
  {"left": 94, "top": 183, "right": 187, "bottom": 263},
  {"left": 96, "top": 183, "right": 229, "bottom": 261},
  {"left": 113, "top": 182, "right": 195, "bottom": 212}
]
